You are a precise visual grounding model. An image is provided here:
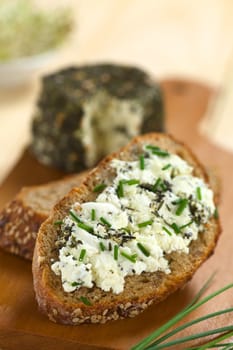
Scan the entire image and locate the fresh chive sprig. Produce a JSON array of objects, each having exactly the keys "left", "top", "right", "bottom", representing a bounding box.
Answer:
[{"left": 131, "top": 277, "right": 233, "bottom": 350}]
